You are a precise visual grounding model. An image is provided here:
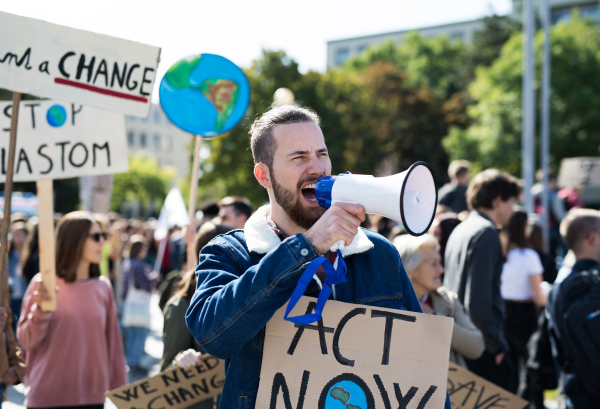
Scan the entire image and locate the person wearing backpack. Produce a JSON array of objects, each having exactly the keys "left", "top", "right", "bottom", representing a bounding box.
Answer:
[{"left": 547, "top": 208, "right": 600, "bottom": 408}]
